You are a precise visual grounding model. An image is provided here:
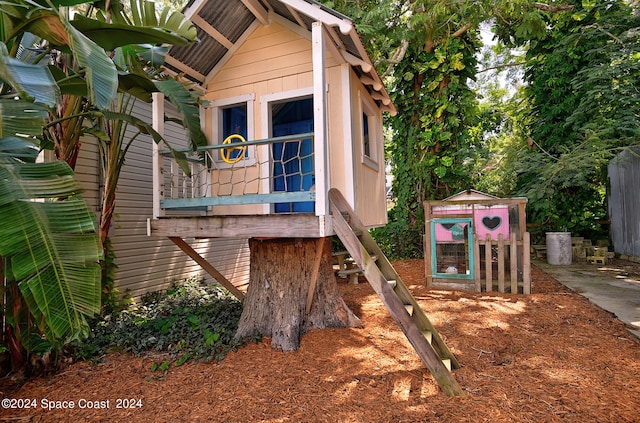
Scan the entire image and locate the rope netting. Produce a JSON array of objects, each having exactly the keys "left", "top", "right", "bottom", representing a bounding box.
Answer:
[{"left": 163, "top": 135, "right": 315, "bottom": 202}]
